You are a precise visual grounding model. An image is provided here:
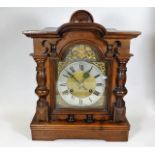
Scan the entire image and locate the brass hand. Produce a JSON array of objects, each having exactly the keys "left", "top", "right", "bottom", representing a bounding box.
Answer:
[
  {"left": 83, "top": 66, "right": 93, "bottom": 79},
  {"left": 80, "top": 66, "right": 93, "bottom": 84},
  {"left": 66, "top": 70, "right": 80, "bottom": 84},
  {"left": 78, "top": 66, "right": 93, "bottom": 90}
]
